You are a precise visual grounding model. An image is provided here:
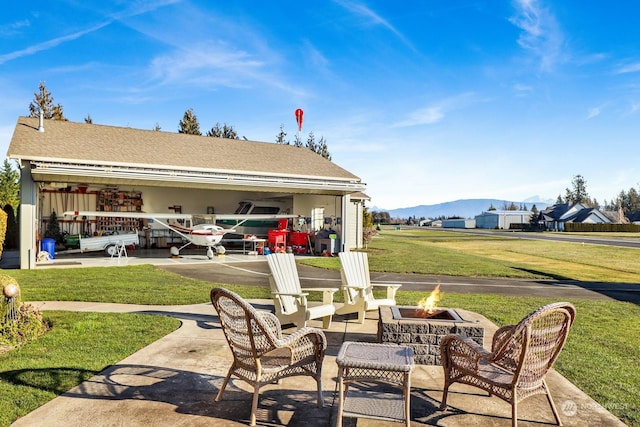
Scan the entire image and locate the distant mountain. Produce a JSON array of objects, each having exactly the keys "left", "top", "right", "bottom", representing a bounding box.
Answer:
[
  {"left": 522, "top": 195, "right": 555, "bottom": 205},
  {"left": 371, "top": 198, "right": 551, "bottom": 219}
]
